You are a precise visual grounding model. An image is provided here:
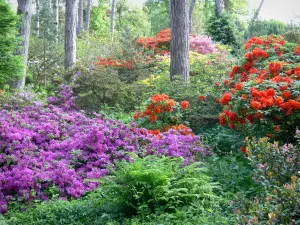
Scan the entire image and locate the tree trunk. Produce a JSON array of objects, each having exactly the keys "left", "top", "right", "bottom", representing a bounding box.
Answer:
[
  {"left": 110, "top": 0, "right": 116, "bottom": 33},
  {"left": 35, "top": 0, "right": 40, "bottom": 36},
  {"left": 85, "top": 0, "right": 91, "bottom": 31},
  {"left": 189, "top": 0, "right": 196, "bottom": 33},
  {"left": 10, "top": 0, "right": 33, "bottom": 90},
  {"left": 53, "top": 0, "right": 59, "bottom": 42},
  {"left": 77, "top": 0, "right": 83, "bottom": 35},
  {"left": 65, "top": 0, "right": 77, "bottom": 69},
  {"left": 250, "top": 0, "right": 265, "bottom": 25},
  {"left": 248, "top": 0, "right": 265, "bottom": 38},
  {"left": 215, "top": 0, "right": 224, "bottom": 15},
  {"left": 170, "top": 0, "right": 190, "bottom": 81}
]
